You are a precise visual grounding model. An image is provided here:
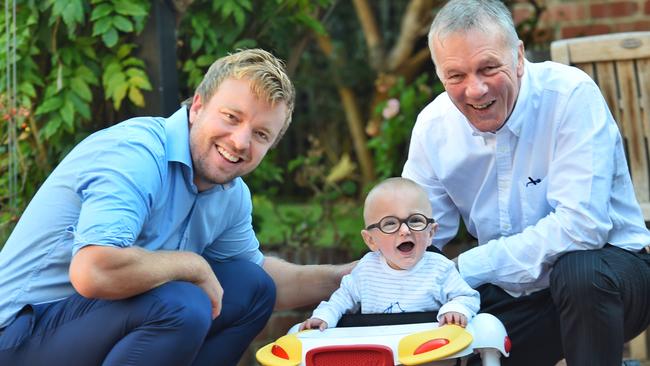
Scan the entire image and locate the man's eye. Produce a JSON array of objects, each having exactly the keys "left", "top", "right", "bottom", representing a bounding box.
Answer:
[
  {"left": 446, "top": 74, "right": 462, "bottom": 83},
  {"left": 256, "top": 131, "right": 269, "bottom": 141},
  {"left": 483, "top": 66, "right": 498, "bottom": 74}
]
